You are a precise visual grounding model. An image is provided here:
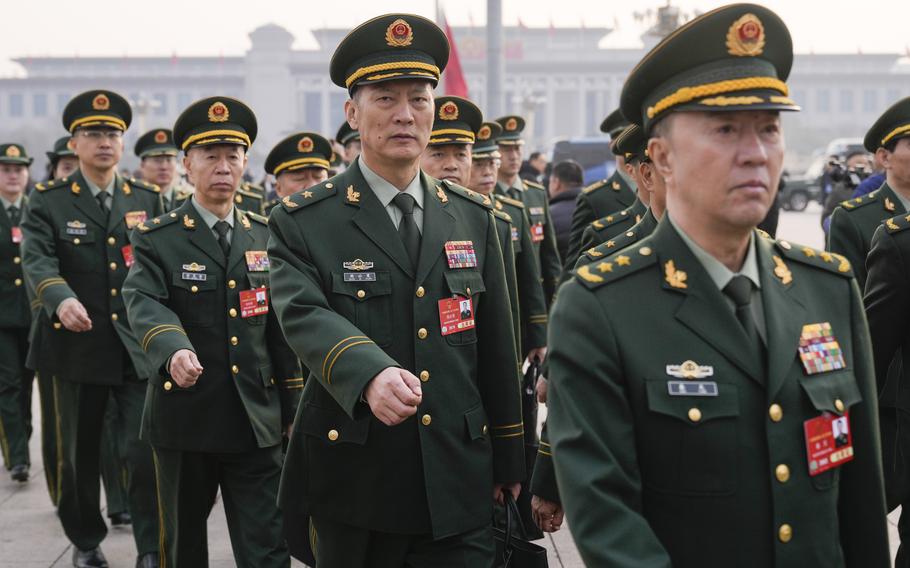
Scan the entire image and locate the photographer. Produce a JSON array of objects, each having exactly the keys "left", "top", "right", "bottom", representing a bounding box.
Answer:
[{"left": 821, "top": 151, "right": 872, "bottom": 235}]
